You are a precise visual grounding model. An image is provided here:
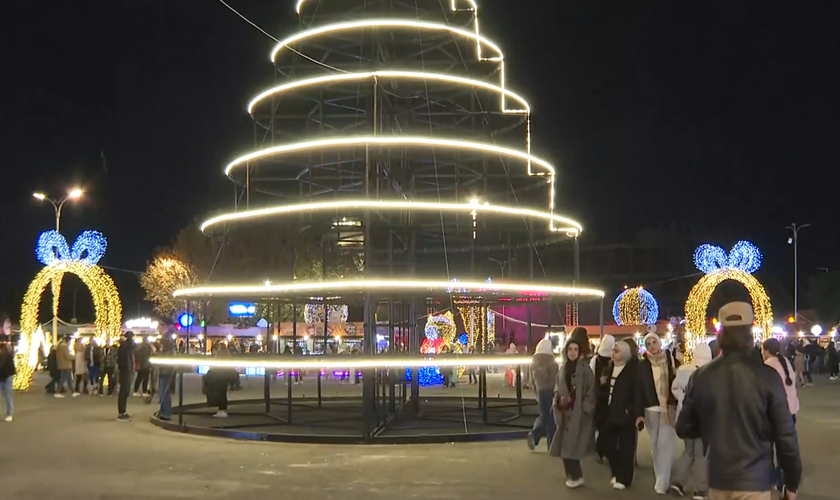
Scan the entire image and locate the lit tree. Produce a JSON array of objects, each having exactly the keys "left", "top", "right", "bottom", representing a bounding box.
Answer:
[{"left": 140, "top": 252, "right": 198, "bottom": 321}]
